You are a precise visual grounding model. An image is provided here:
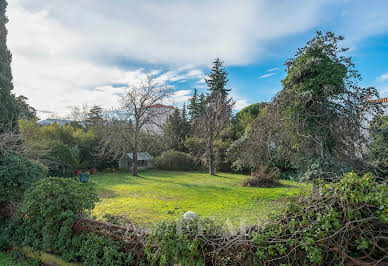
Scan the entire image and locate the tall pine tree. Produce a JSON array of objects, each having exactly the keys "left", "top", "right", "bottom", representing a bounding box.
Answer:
[
  {"left": 188, "top": 88, "right": 199, "bottom": 121},
  {"left": 0, "top": 0, "right": 18, "bottom": 133},
  {"left": 86, "top": 105, "right": 103, "bottom": 127},
  {"left": 205, "top": 58, "right": 230, "bottom": 96}
]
